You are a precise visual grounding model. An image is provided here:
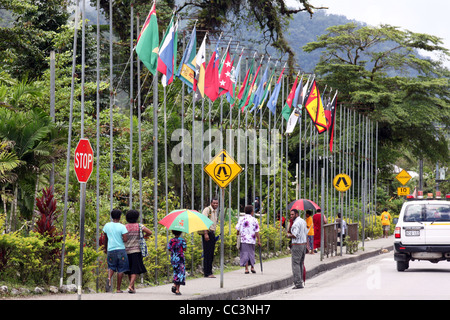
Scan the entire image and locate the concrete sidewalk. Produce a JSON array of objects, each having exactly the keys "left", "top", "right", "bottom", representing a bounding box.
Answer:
[{"left": 22, "top": 236, "right": 394, "bottom": 300}]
